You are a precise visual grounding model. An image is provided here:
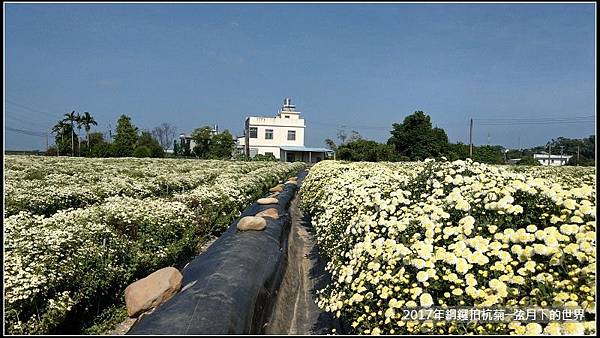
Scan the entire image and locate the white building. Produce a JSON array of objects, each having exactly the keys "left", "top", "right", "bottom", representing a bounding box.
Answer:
[
  {"left": 533, "top": 153, "right": 572, "bottom": 166},
  {"left": 238, "top": 98, "right": 333, "bottom": 162}
]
